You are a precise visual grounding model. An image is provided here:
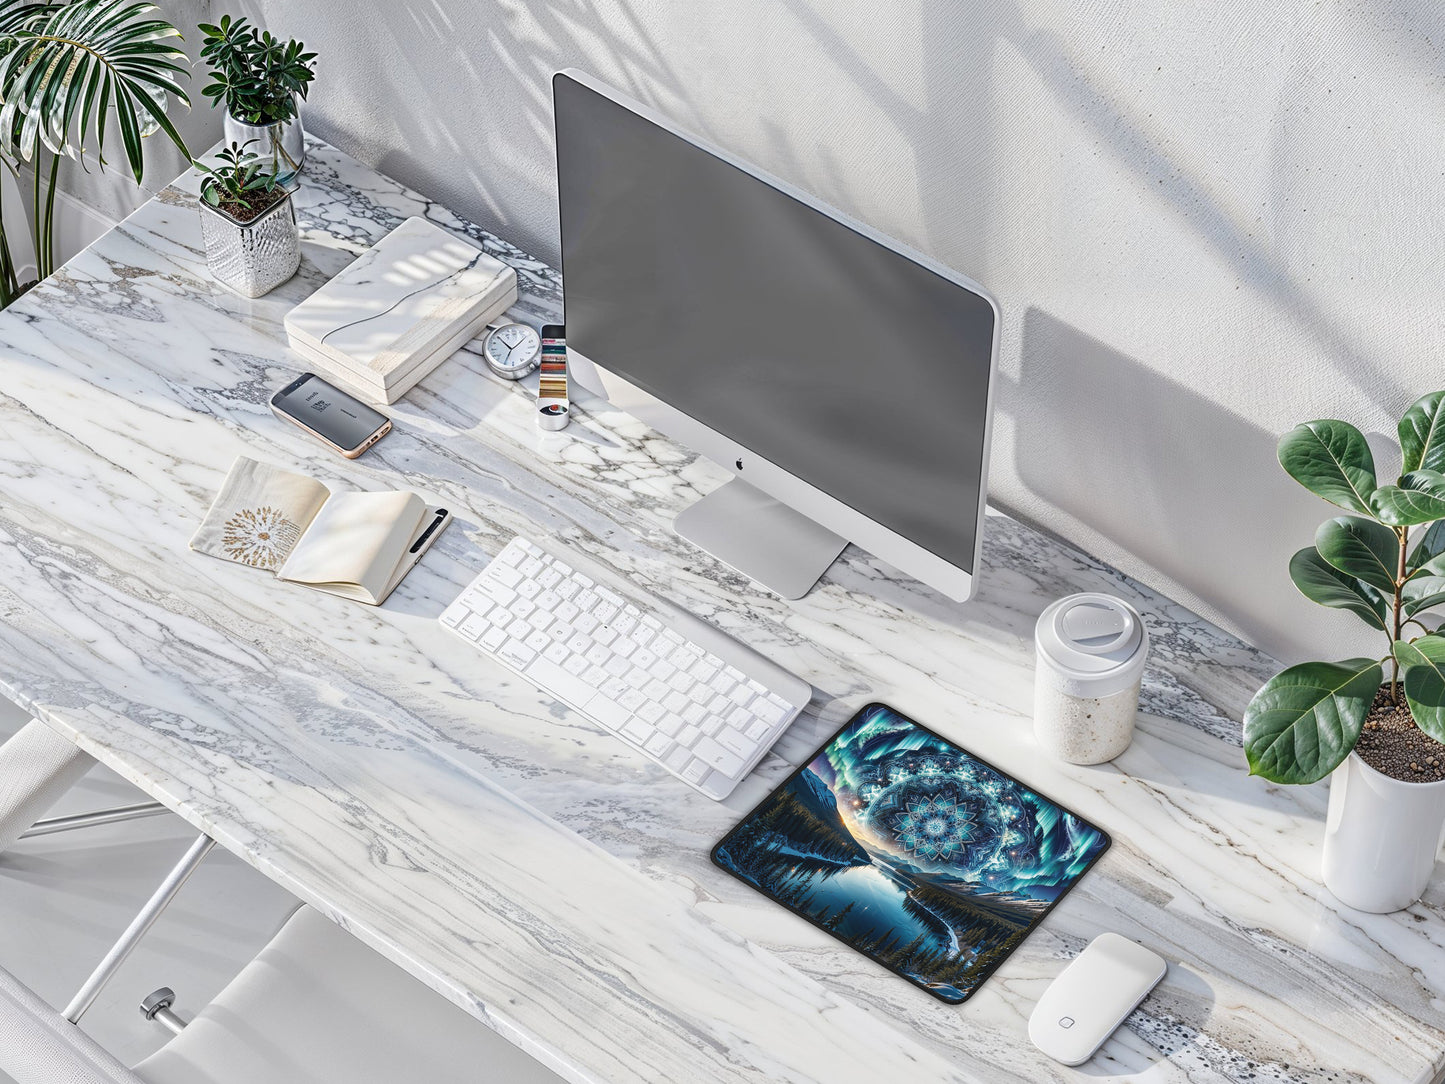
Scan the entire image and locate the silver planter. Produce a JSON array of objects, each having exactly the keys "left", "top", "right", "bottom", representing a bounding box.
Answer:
[
  {"left": 223, "top": 105, "right": 305, "bottom": 188},
  {"left": 198, "top": 192, "right": 301, "bottom": 298}
]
